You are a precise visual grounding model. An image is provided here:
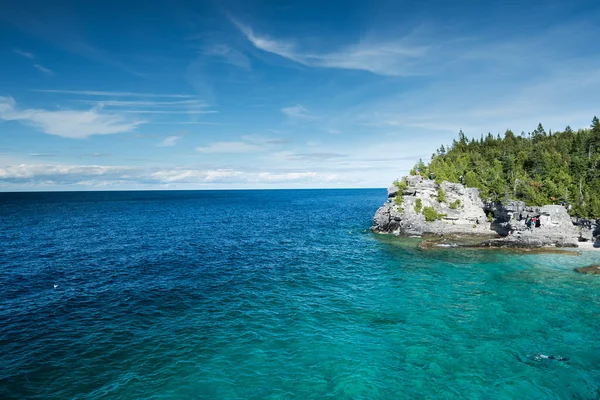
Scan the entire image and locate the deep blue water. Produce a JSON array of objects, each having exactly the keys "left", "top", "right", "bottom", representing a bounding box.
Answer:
[{"left": 1, "top": 189, "right": 600, "bottom": 399}]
